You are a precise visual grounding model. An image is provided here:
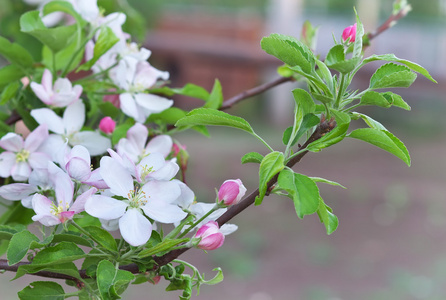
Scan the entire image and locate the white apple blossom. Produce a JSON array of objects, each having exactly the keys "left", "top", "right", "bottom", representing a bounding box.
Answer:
[
  {"left": 85, "top": 156, "right": 187, "bottom": 246},
  {"left": 0, "top": 124, "right": 50, "bottom": 181},
  {"left": 32, "top": 162, "right": 97, "bottom": 226},
  {"left": 117, "top": 123, "right": 173, "bottom": 163},
  {"left": 30, "top": 69, "right": 82, "bottom": 107},
  {"left": 31, "top": 101, "right": 111, "bottom": 157}
]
